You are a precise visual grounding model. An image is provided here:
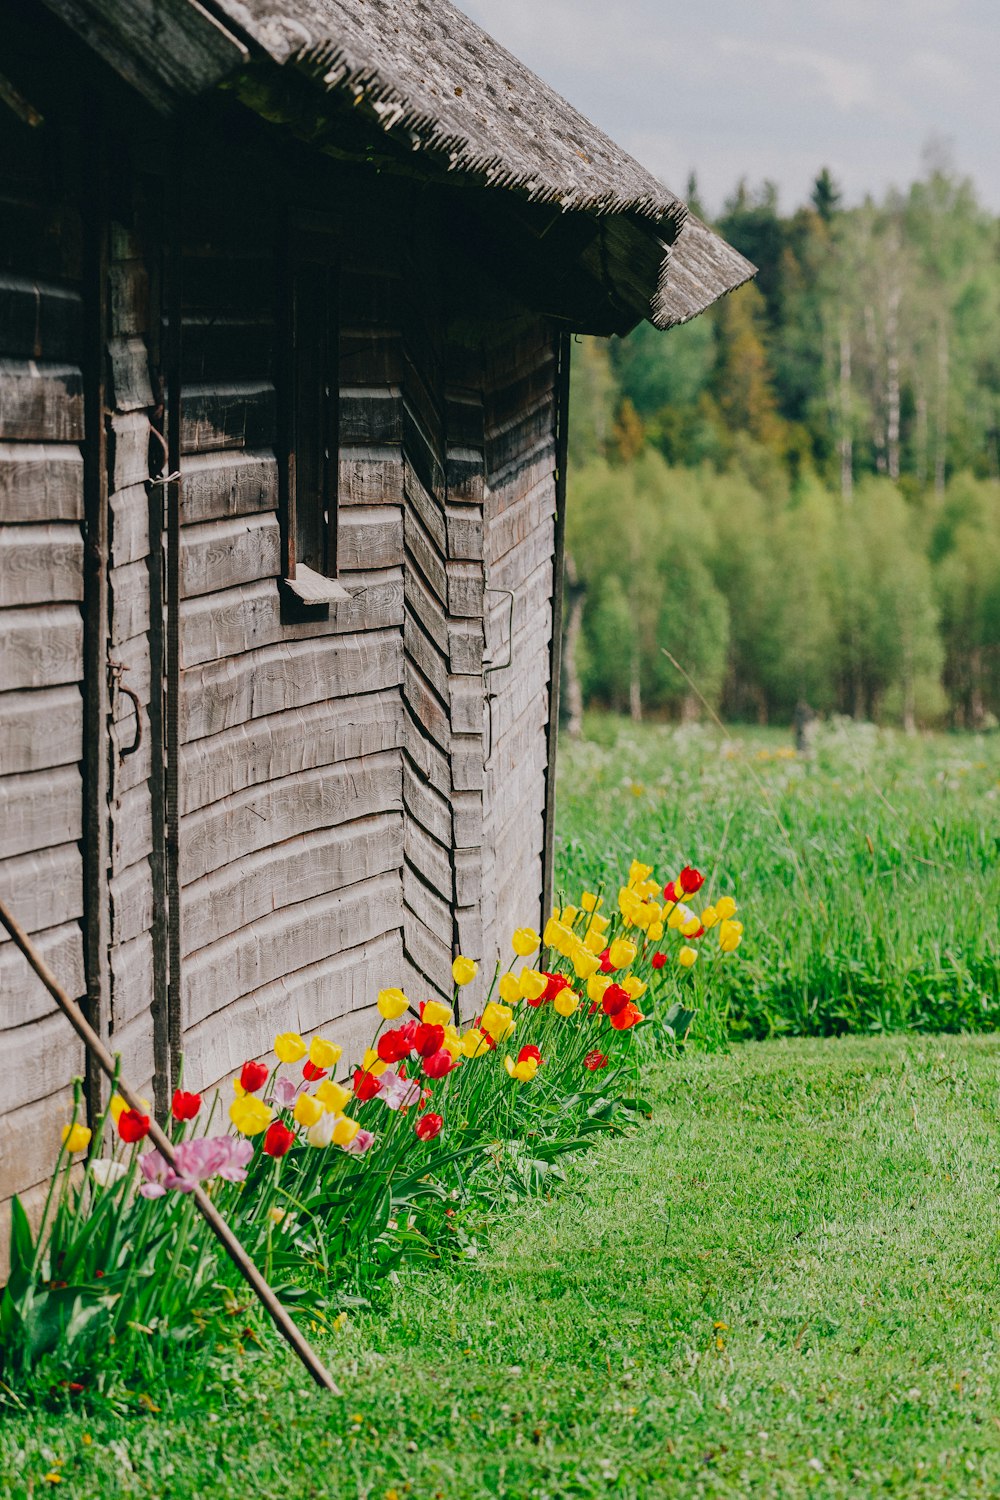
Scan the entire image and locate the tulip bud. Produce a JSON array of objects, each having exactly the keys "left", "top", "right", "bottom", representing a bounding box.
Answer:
[
  {"left": 61, "top": 1122, "right": 92, "bottom": 1154},
  {"left": 315, "top": 1080, "right": 351, "bottom": 1114},
  {"left": 554, "top": 988, "right": 580, "bottom": 1017},
  {"left": 608, "top": 937, "right": 638, "bottom": 969},
  {"left": 377, "top": 988, "right": 410, "bottom": 1020},
  {"left": 511, "top": 927, "right": 541, "bottom": 957},
  {"left": 421, "top": 1000, "right": 453, "bottom": 1028},
  {"left": 452, "top": 956, "right": 478, "bottom": 986},
  {"left": 519, "top": 968, "right": 548, "bottom": 1003},
  {"left": 293, "top": 1093, "right": 325, "bottom": 1128},
  {"left": 715, "top": 897, "right": 738, "bottom": 920},
  {"left": 678, "top": 946, "right": 699, "bottom": 967},
  {"left": 274, "top": 1032, "right": 307, "bottom": 1064},
  {"left": 498, "top": 972, "right": 522, "bottom": 1004},
  {"left": 309, "top": 1037, "right": 342, "bottom": 1071}
]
